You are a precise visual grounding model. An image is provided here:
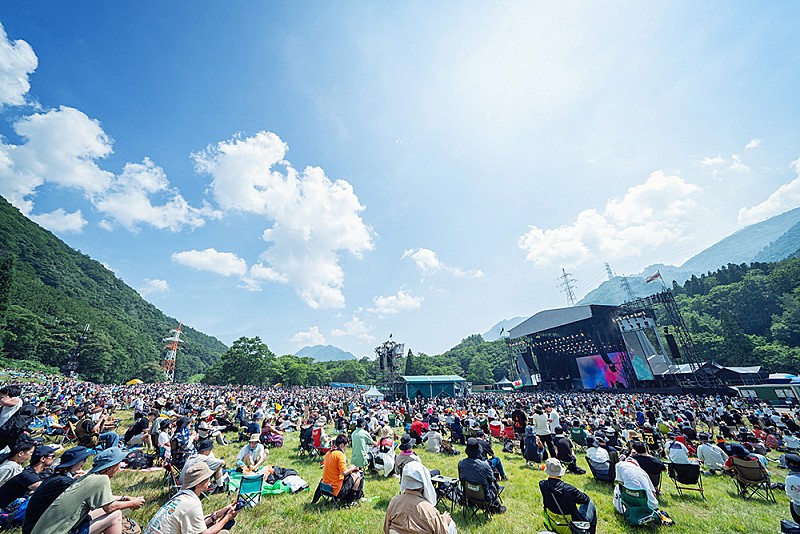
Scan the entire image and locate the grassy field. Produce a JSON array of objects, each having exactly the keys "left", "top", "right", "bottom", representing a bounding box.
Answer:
[{"left": 76, "top": 412, "right": 785, "bottom": 534}]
